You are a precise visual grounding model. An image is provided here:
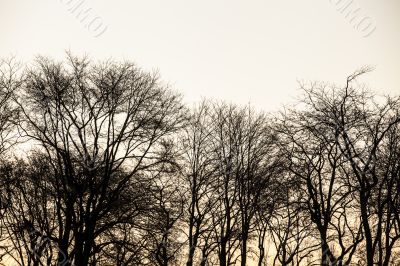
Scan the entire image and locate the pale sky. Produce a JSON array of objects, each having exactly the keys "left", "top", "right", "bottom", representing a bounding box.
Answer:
[{"left": 1, "top": 0, "right": 399, "bottom": 111}]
